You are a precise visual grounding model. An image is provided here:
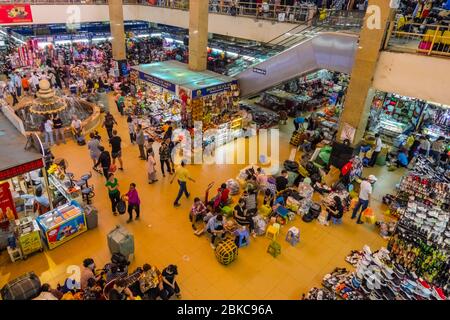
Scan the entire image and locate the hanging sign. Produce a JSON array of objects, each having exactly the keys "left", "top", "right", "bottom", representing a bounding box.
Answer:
[
  {"left": 138, "top": 71, "right": 176, "bottom": 92},
  {"left": 0, "top": 159, "right": 44, "bottom": 181},
  {"left": 0, "top": 182, "right": 17, "bottom": 224},
  {"left": 252, "top": 67, "right": 267, "bottom": 75},
  {"left": 0, "top": 4, "right": 33, "bottom": 24},
  {"left": 340, "top": 122, "right": 356, "bottom": 143},
  {"left": 191, "top": 80, "right": 237, "bottom": 99}
]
